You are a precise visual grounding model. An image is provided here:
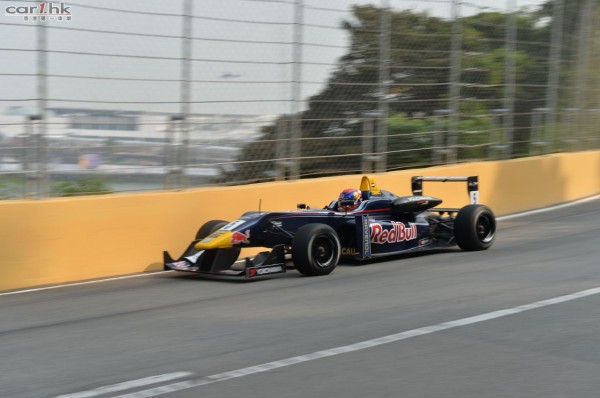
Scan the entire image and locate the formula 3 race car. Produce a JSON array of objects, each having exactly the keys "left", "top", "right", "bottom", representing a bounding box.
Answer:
[{"left": 164, "top": 175, "right": 496, "bottom": 279}]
